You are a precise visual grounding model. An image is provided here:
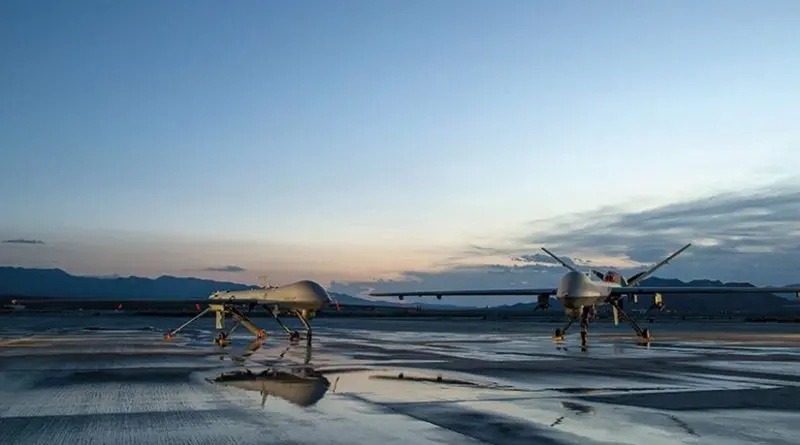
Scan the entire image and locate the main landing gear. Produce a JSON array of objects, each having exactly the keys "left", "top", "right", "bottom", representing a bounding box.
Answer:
[
  {"left": 552, "top": 308, "right": 594, "bottom": 347},
  {"left": 163, "top": 303, "right": 314, "bottom": 347},
  {"left": 552, "top": 319, "right": 573, "bottom": 342},
  {"left": 552, "top": 303, "right": 653, "bottom": 347},
  {"left": 609, "top": 300, "right": 654, "bottom": 344},
  {"left": 164, "top": 305, "right": 268, "bottom": 346},
  {"left": 267, "top": 305, "right": 313, "bottom": 346}
]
